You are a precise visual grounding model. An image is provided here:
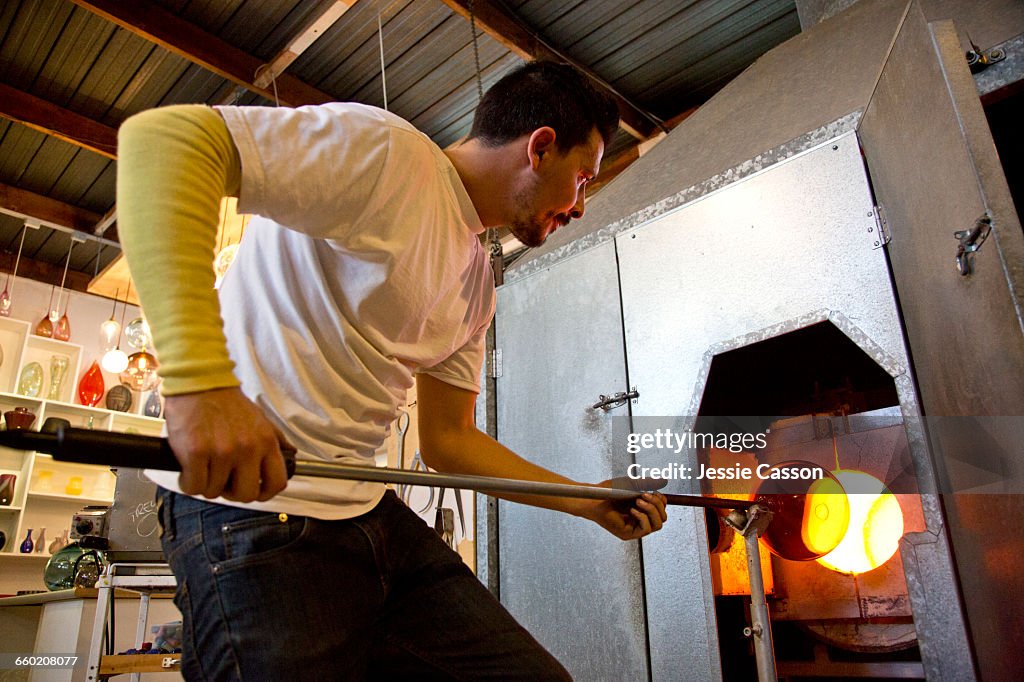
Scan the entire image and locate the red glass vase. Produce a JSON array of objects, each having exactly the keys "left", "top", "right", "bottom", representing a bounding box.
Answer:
[{"left": 77, "top": 361, "right": 105, "bottom": 407}]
